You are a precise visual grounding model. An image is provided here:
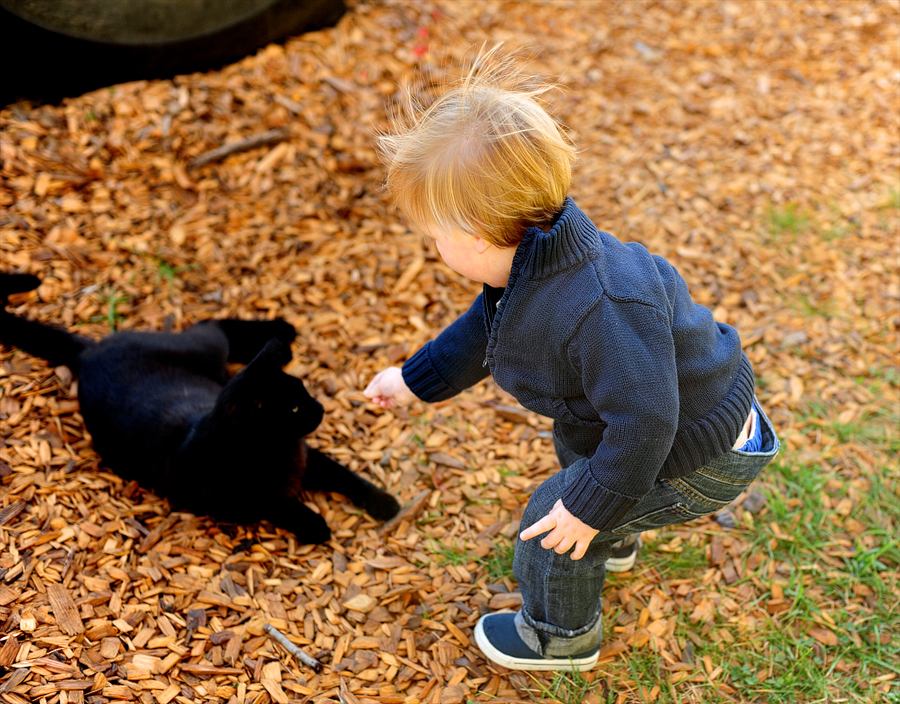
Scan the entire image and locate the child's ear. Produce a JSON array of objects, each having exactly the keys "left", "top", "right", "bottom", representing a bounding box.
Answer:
[{"left": 474, "top": 237, "right": 491, "bottom": 254}]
